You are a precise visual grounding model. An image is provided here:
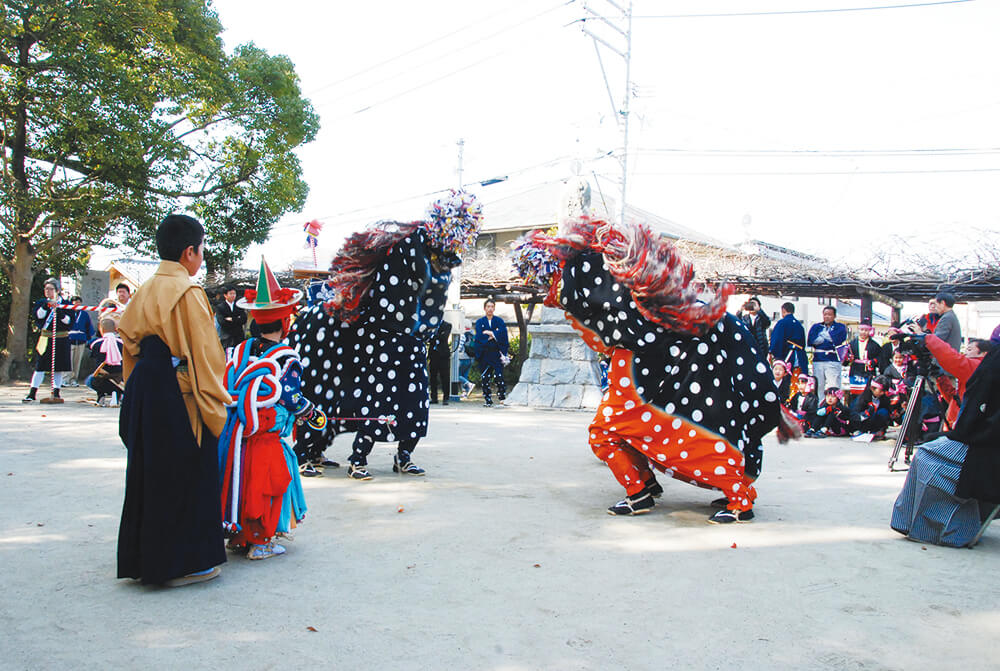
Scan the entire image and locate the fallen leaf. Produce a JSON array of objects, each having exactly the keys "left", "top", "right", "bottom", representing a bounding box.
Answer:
[
  {"left": 406, "top": 564, "right": 415, "bottom": 569},
  {"left": 533, "top": 563, "right": 541, "bottom": 568},
  {"left": 7, "top": 473, "right": 12, "bottom": 476},
  {"left": 397, "top": 506, "right": 405, "bottom": 513},
  {"left": 922, "top": 546, "right": 928, "bottom": 551},
  {"left": 730, "top": 542, "right": 738, "bottom": 549},
  {"left": 306, "top": 626, "right": 318, "bottom": 632},
  {"left": 41, "top": 415, "right": 46, "bottom": 418},
  {"left": 37, "top": 523, "right": 44, "bottom": 527}
]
